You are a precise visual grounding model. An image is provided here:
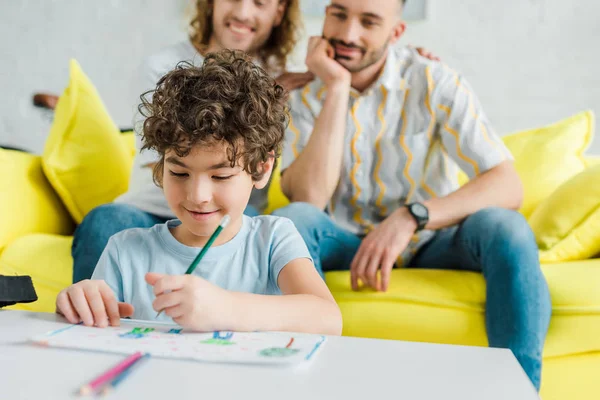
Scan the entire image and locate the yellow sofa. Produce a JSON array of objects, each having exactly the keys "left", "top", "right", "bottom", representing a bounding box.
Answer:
[{"left": 2, "top": 61, "right": 600, "bottom": 400}]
